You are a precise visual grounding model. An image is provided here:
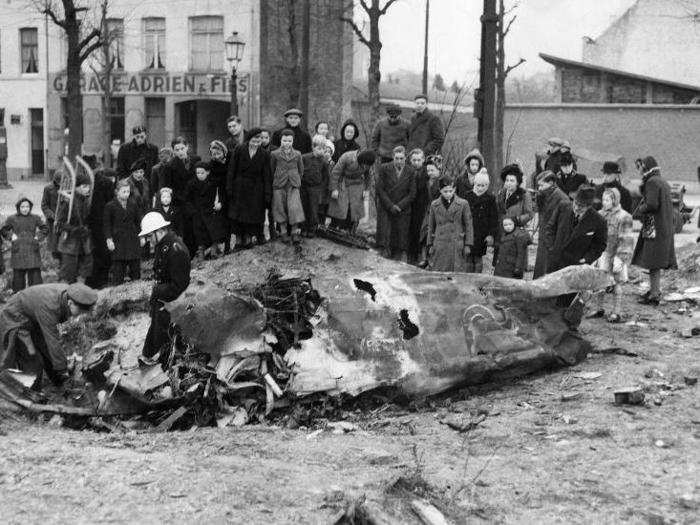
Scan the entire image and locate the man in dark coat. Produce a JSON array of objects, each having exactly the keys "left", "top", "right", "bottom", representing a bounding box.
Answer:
[
  {"left": 556, "top": 152, "right": 588, "bottom": 199},
  {"left": 103, "top": 180, "right": 142, "bottom": 285},
  {"left": 407, "top": 94, "right": 445, "bottom": 156},
  {"left": 375, "top": 146, "right": 416, "bottom": 261},
  {"left": 371, "top": 105, "right": 410, "bottom": 163},
  {"left": 547, "top": 186, "right": 607, "bottom": 272},
  {"left": 533, "top": 171, "right": 571, "bottom": 278},
  {"left": 41, "top": 171, "right": 62, "bottom": 259},
  {"left": 594, "top": 161, "right": 632, "bottom": 213},
  {"left": 116, "top": 125, "right": 159, "bottom": 181},
  {"left": 632, "top": 157, "right": 677, "bottom": 305},
  {"left": 0, "top": 283, "right": 97, "bottom": 388},
  {"left": 224, "top": 115, "right": 245, "bottom": 155},
  {"left": 138, "top": 212, "right": 191, "bottom": 365},
  {"left": 149, "top": 147, "right": 173, "bottom": 203},
  {"left": 271, "top": 108, "right": 312, "bottom": 154},
  {"left": 85, "top": 168, "right": 116, "bottom": 289}
]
